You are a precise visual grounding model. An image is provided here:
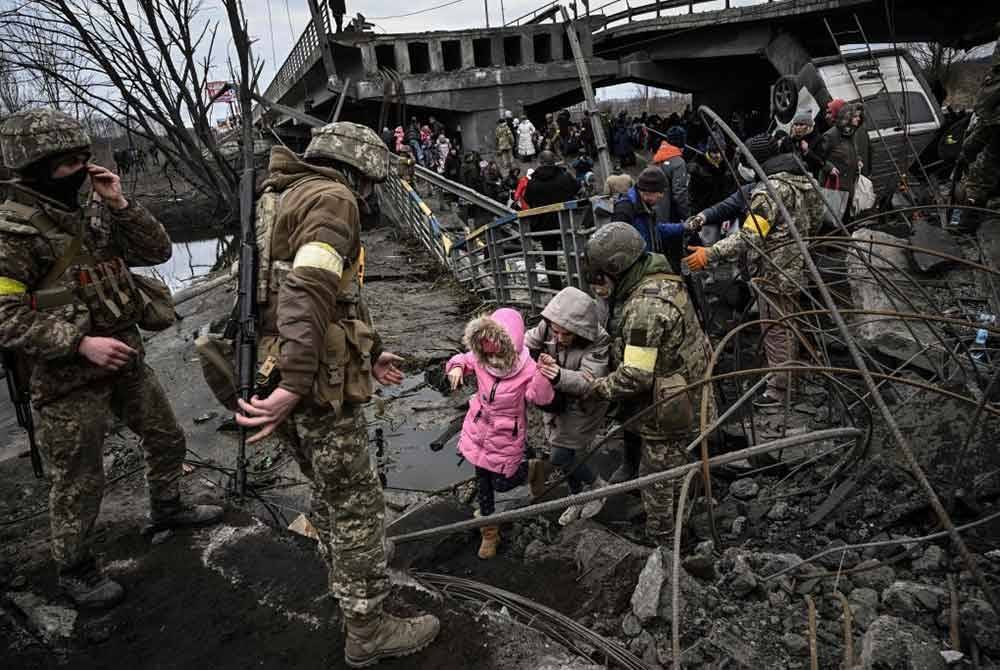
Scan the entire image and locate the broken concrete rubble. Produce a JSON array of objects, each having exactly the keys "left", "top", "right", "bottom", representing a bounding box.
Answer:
[
  {"left": 860, "top": 615, "right": 946, "bottom": 670},
  {"left": 5, "top": 591, "right": 77, "bottom": 644},
  {"left": 882, "top": 581, "right": 948, "bottom": 619},
  {"left": 630, "top": 547, "right": 706, "bottom": 624},
  {"left": 847, "top": 228, "right": 951, "bottom": 374}
]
